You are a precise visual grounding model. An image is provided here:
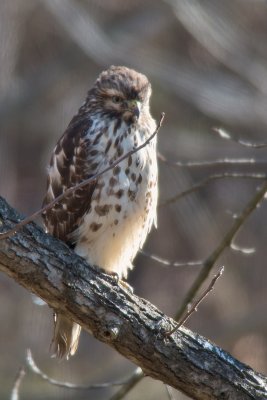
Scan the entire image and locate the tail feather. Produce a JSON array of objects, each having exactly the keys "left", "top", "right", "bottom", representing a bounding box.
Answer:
[{"left": 51, "top": 314, "right": 81, "bottom": 359}]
